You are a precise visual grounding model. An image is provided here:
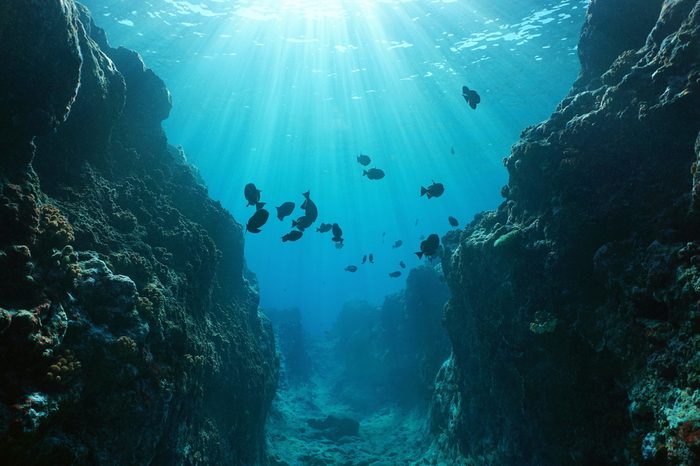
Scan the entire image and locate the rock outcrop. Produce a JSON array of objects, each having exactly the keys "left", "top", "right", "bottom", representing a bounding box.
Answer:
[
  {"left": 432, "top": 1, "right": 700, "bottom": 465},
  {"left": 332, "top": 266, "right": 450, "bottom": 409},
  {"left": 0, "top": 1, "right": 278, "bottom": 464}
]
